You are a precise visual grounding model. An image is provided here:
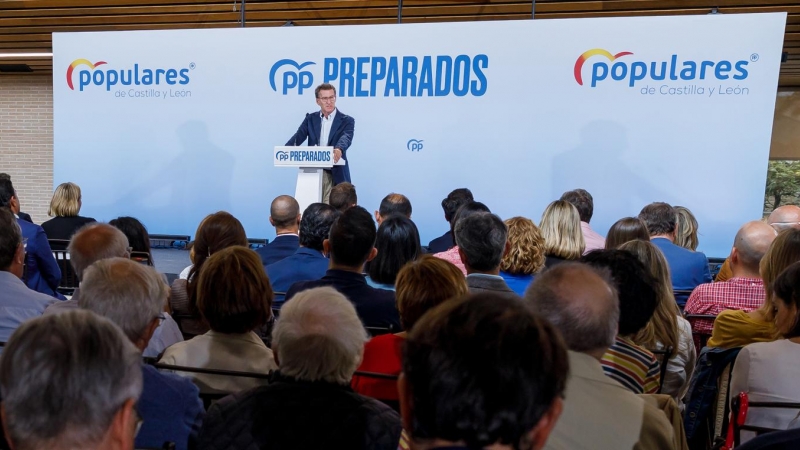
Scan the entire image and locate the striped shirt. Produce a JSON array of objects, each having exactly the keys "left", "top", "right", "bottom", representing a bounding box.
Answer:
[{"left": 601, "top": 336, "right": 661, "bottom": 394}]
